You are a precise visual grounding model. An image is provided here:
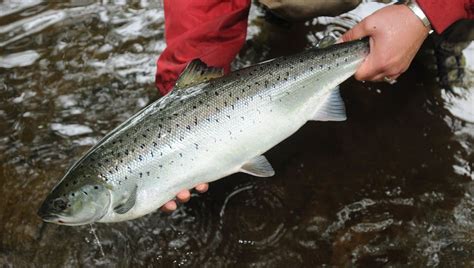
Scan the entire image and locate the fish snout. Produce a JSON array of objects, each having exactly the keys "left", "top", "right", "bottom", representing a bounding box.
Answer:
[{"left": 37, "top": 197, "right": 68, "bottom": 221}]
